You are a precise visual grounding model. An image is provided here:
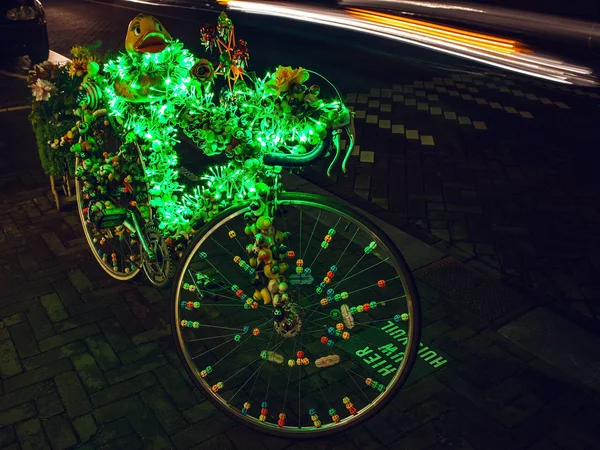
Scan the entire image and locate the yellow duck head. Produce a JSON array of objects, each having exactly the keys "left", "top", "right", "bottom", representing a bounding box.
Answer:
[{"left": 125, "top": 14, "right": 172, "bottom": 54}]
